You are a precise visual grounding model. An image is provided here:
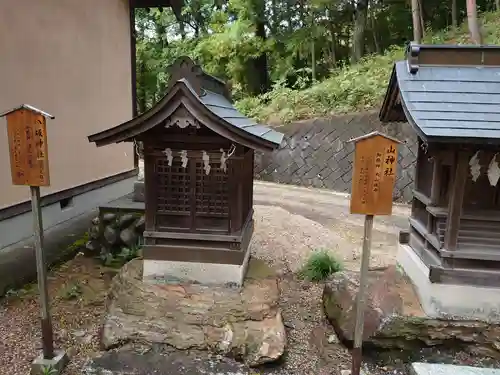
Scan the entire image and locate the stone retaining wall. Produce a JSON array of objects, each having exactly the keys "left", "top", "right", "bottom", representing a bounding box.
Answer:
[
  {"left": 254, "top": 111, "right": 418, "bottom": 202},
  {"left": 86, "top": 212, "right": 145, "bottom": 259}
]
